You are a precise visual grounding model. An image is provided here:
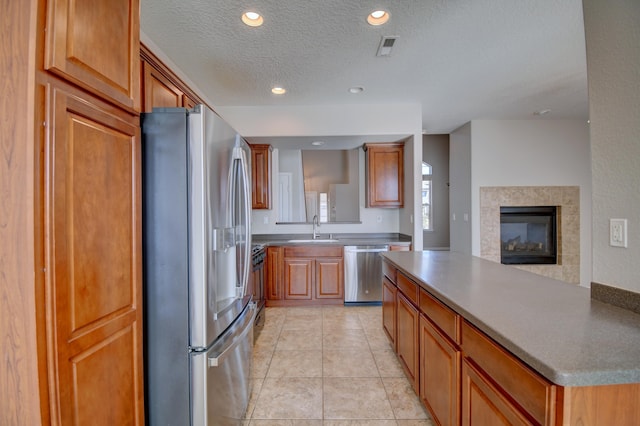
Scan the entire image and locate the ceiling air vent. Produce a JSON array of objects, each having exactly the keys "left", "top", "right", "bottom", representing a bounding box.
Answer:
[{"left": 376, "top": 36, "right": 398, "bottom": 57}]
